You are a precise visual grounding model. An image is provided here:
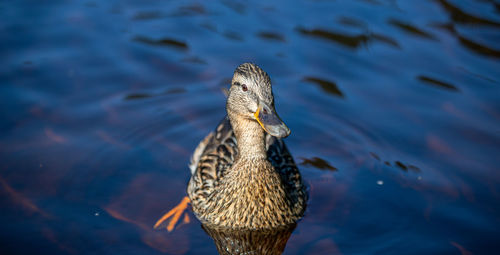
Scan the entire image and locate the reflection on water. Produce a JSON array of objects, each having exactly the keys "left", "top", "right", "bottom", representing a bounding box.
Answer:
[
  {"left": 438, "top": 0, "right": 500, "bottom": 27},
  {"left": 133, "top": 36, "right": 189, "bottom": 50},
  {"left": 297, "top": 24, "right": 400, "bottom": 49},
  {"left": 124, "top": 88, "right": 186, "bottom": 100},
  {"left": 202, "top": 224, "right": 296, "bottom": 255},
  {"left": 417, "top": 75, "right": 459, "bottom": 92},
  {"left": 298, "top": 27, "right": 375, "bottom": 49},
  {"left": 303, "top": 77, "right": 344, "bottom": 98},
  {"left": 300, "top": 157, "right": 337, "bottom": 171},
  {"left": 457, "top": 35, "right": 500, "bottom": 58},
  {"left": 1, "top": 0, "right": 500, "bottom": 254},
  {"left": 388, "top": 19, "right": 436, "bottom": 40},
  {"left": 256, "top": 31, "right": 286, "bottom": 42}
]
